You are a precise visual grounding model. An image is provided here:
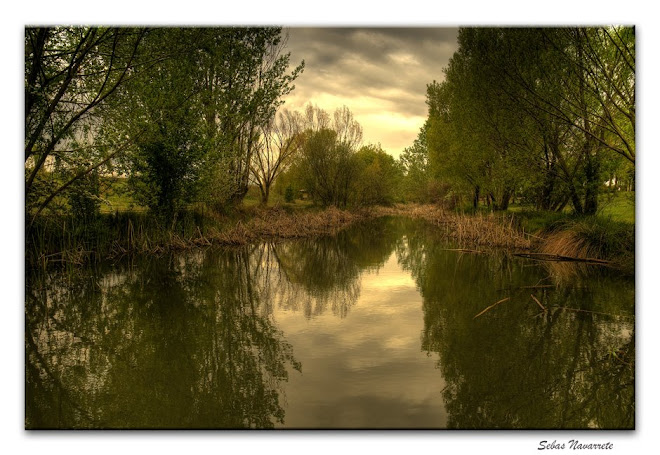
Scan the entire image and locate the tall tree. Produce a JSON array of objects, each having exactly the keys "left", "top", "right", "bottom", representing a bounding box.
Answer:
[
  {"left": 191, "top": 28, "right": 304, "bottom": 206},
  {"left": 423, "top": 27, "right": 634, "bottom": 215},
  {"left": 103, "top": 27, "right": 304, "bottom": 216},
  {"left": 353, "top": 143, "right": 402, "bottom": 206},
  {"left": 398, "top": 124, "right": 431, "bottom": 203}
]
